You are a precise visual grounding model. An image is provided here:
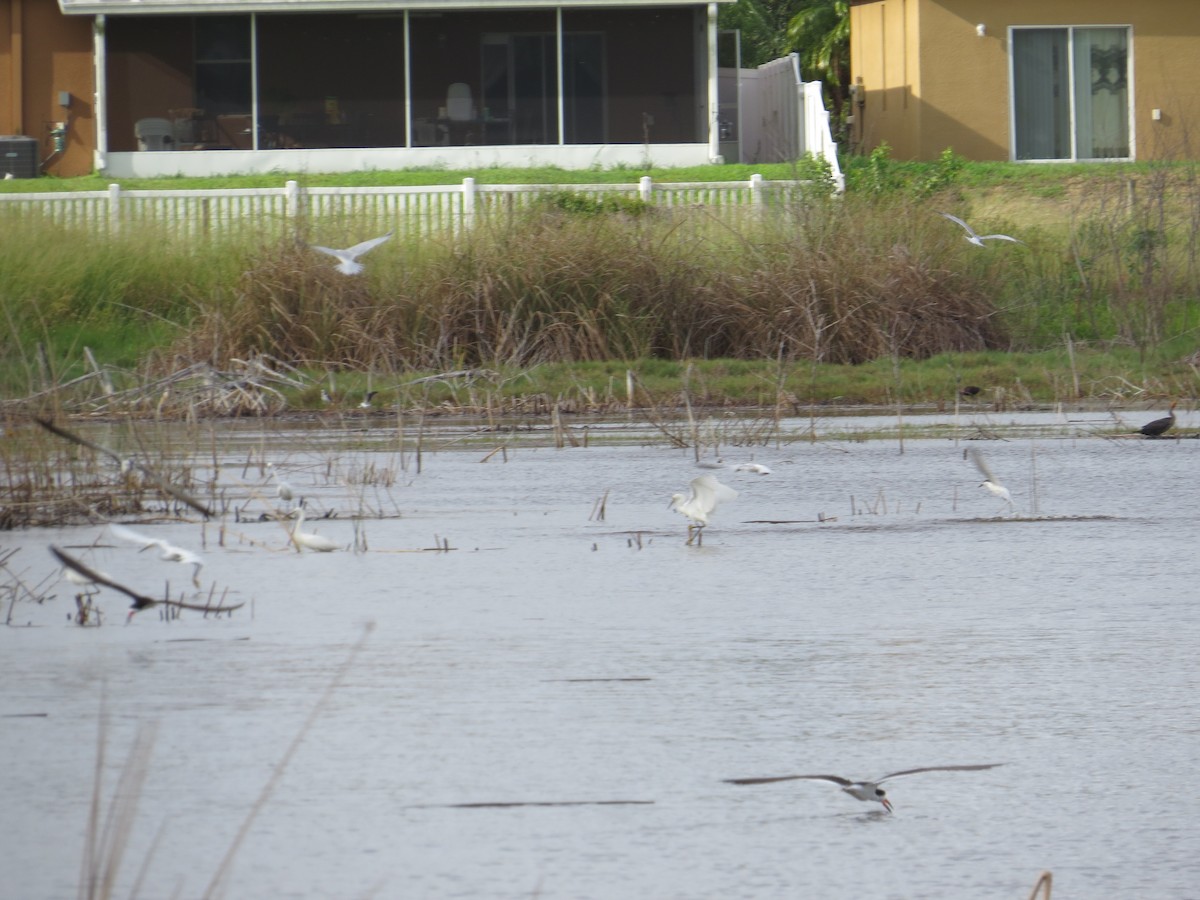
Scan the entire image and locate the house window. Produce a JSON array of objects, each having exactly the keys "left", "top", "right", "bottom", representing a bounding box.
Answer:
[
  {"left": 481, "top": 32, "right": 605, "bottom": 145},
  {"left": 1011, "top": 26, "right": 1131, "bottom": 161},
  {"left": 194, "top": 16, "right": 252, "bottom": 119}
]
